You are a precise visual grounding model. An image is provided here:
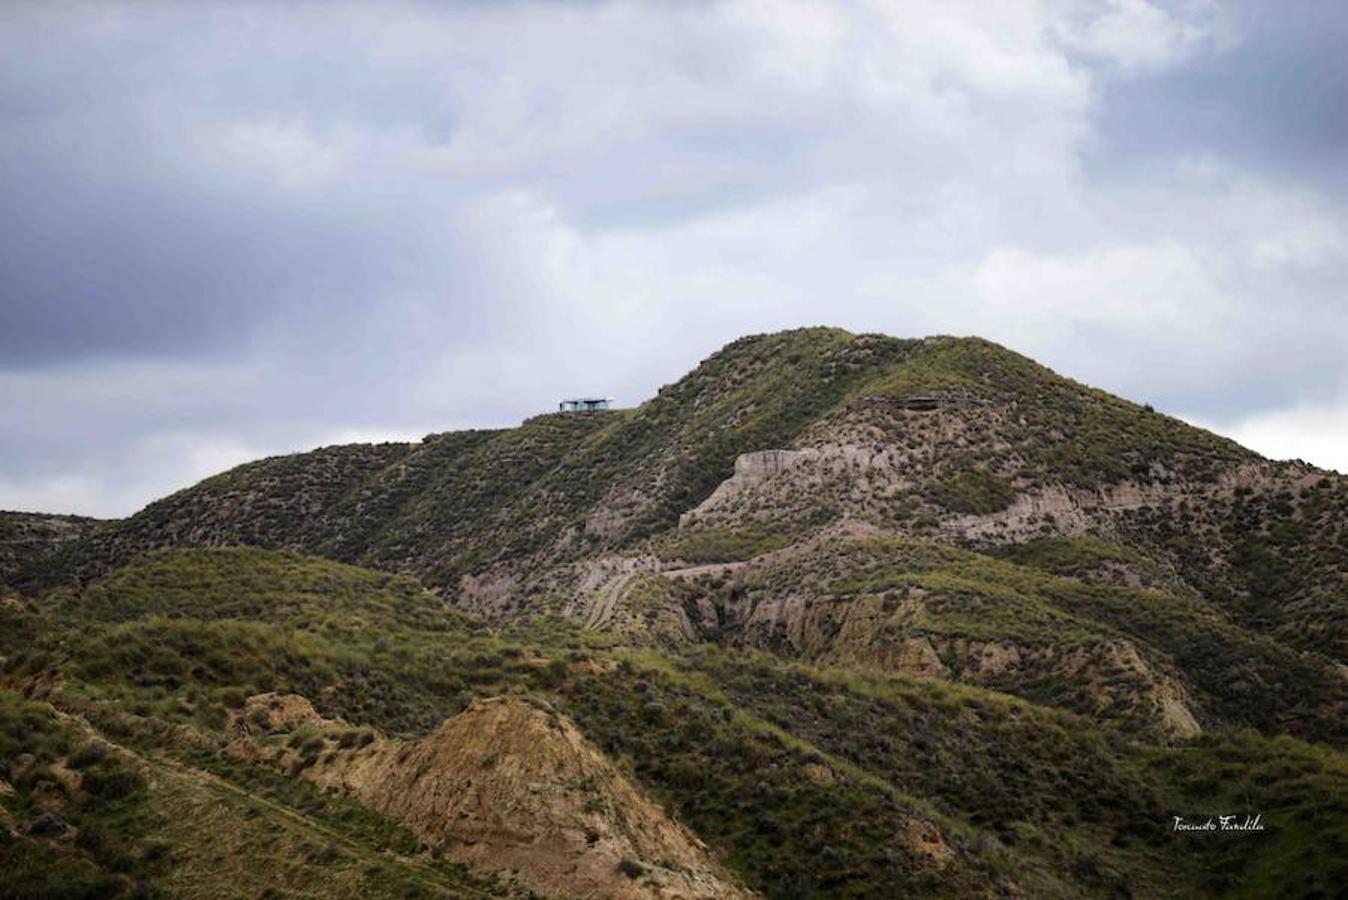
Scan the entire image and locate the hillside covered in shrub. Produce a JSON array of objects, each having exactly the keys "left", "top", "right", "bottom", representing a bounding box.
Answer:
[{"left": 6, "top": 329, "right": 1347, "bottom": 897}]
